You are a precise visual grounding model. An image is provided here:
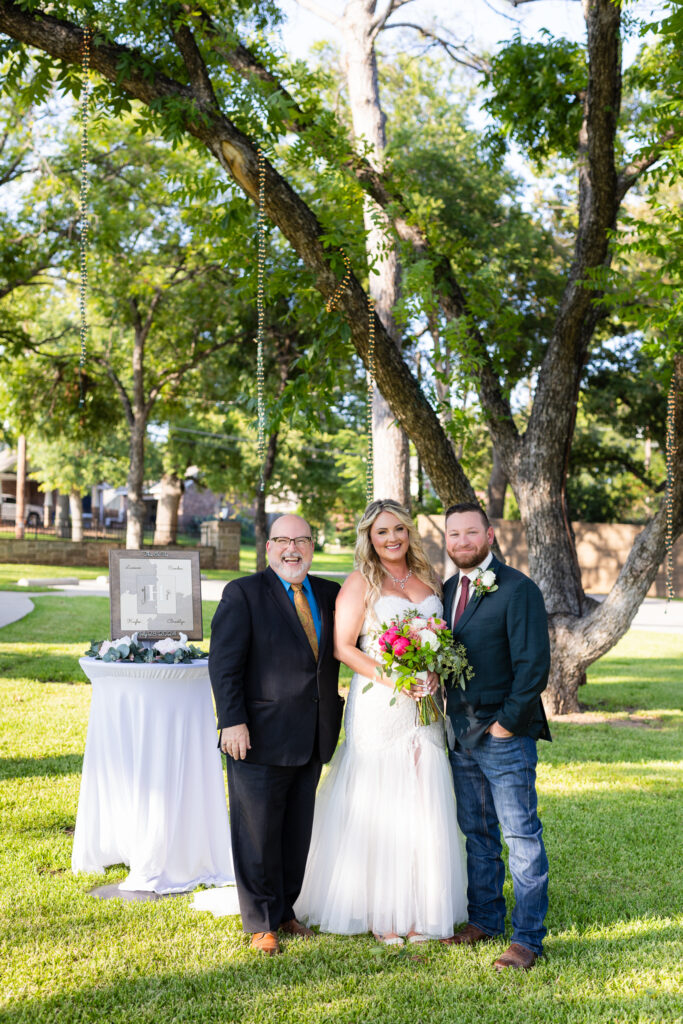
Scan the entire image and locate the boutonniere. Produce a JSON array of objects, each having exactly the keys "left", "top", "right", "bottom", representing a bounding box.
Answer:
[{"left": 471, "top": 568, "right": 498, "bottom": 599}]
